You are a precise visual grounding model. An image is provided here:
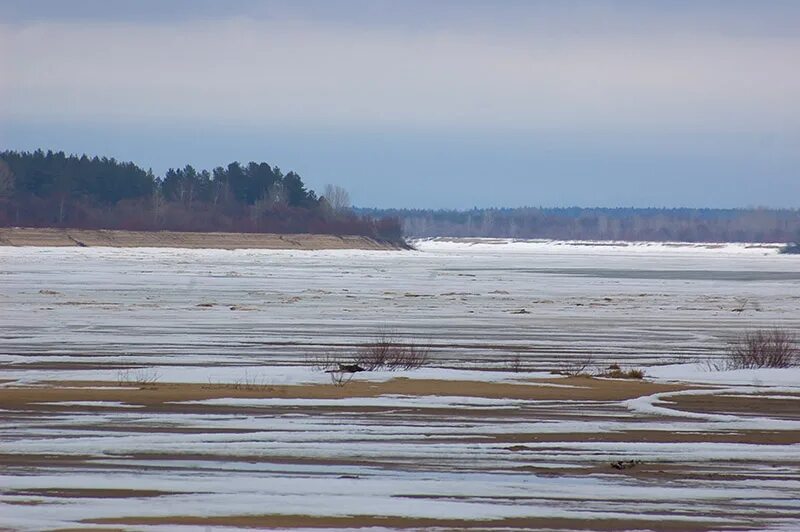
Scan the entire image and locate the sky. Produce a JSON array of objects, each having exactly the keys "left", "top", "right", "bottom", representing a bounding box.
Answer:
[{"left": 1, "top": 0, "right": 798, "bottom": 208}]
